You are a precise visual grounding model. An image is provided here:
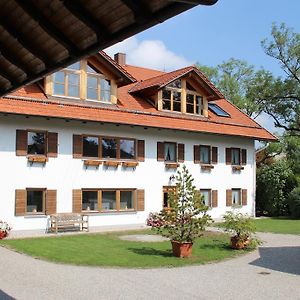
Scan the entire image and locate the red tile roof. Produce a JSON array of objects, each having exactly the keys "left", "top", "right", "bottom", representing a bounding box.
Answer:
[
  {"left": 0, "top": 97, "right": 276, "bottom": 141},
  {"left": 128, "top": 66, "right": 224, "bottom": 99},
  {"left": 0, "top": 54, "right": 277, "bottom": 142}
]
